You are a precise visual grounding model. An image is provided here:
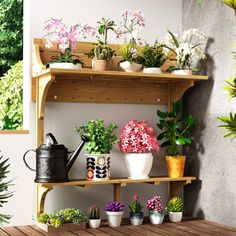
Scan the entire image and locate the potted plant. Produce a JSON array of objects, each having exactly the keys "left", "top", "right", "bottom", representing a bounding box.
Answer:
[
  {"left": 44, "top": 18, "right": 95, "bottom": 69},
  {"left": 166, "top": 197, "right": 184, "bottom": 223},
  {"left": 75, "top": 119, "right": 118, "bottom": 181},
  {"left": 129, "top": 194, "right": 144, "bottom": 225},
  {"left": 36, "top": 208, "right": 88, "bottom": 233},
  {"left": 104, "top": 202, "right": 125, "bottom": 227},
  {"left": 90, "top": 18, "right": 116, "bottom": 71},
  {"left": 146, "top": 195, "right": 164, "bottom": 225},
  {"left": 119, "top": 120, "right": 160, "bottom": 179},
  {"left": 88, "top": 206, "right": 101, "bottom": 228},
  {"left": 156, "top": 100, "right": 195, "bottom": 178},
  {"left": 163, "top": 28, "right": 206, "bottom": 75},
  {"left": 139, "top": 42, "right": 168, "bottom": 74},
  {"left": 115, "top": 10, "right": 145, "bottom": 72}
]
